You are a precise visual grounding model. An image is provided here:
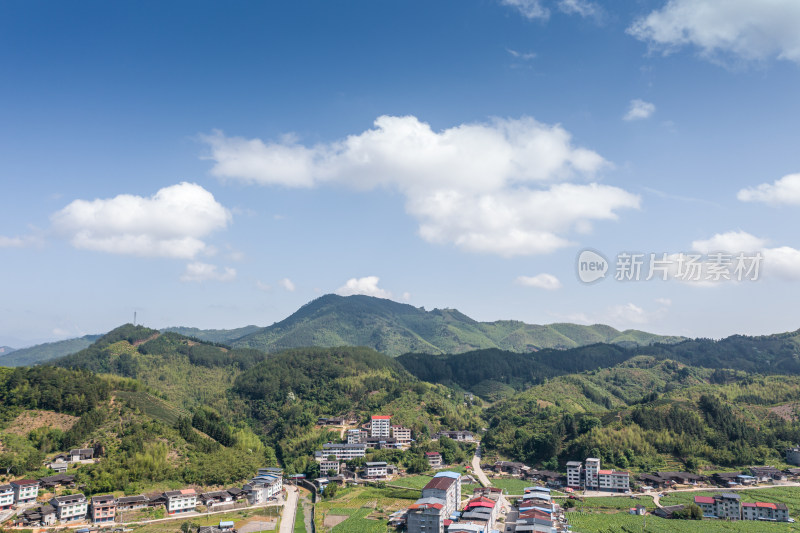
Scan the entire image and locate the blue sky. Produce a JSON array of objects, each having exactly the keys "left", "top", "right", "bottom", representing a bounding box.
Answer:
[{"left": 2, "top": 0, "right": 800, "bottom": 346}]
